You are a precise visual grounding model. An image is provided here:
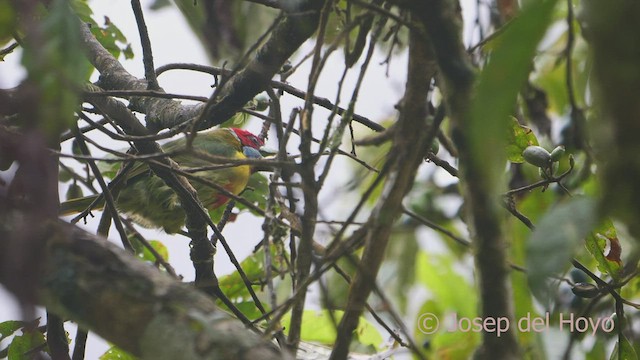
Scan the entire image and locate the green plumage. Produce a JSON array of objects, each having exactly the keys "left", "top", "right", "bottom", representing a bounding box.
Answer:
[{"left": 61, "top": 128, "right": 261, "bottom": 233}]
